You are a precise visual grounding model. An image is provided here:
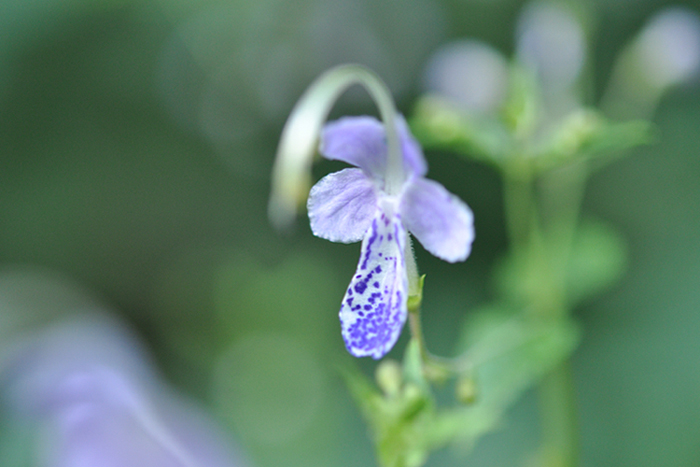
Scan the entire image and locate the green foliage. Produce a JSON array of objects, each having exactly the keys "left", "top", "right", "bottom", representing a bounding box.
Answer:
[
  {"left": 454, "top": 308, "right": 580, "bottom": 420},
  {"left": 344, "top": 309, "right": 580, "bottom": 467},
  {"left": 342, "top": 353, "right": 437, "bottom": 467},
  {"left": 494, "top": 218, "right": 628, "bottom": 308},
  {"left": 411, "top": 66, "right": 654, "bottom": 176},
  {"left": 410, "top": 96, "right": 510, "bottom": 165},
  {"left": 564, "top": 219, "right": 628, "bottom": 305},
  {"left": 386, "top": 16, "right": 658, "bottom": 464}
]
